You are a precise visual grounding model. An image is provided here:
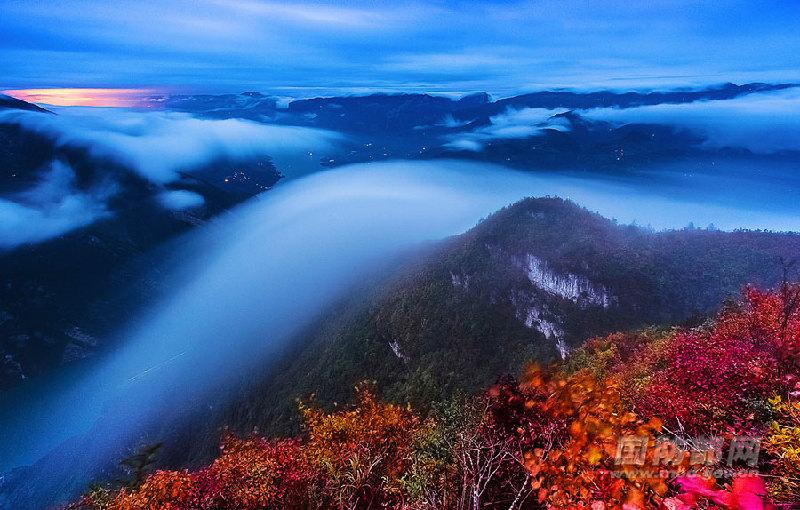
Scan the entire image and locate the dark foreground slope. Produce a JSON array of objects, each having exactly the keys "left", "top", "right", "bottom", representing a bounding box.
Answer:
[
  {"left": 215, "top": 197, "right": 800, "bottom": 440},
  {"left": 66, "top": 282, "right": 800, "bottom": 509}
]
